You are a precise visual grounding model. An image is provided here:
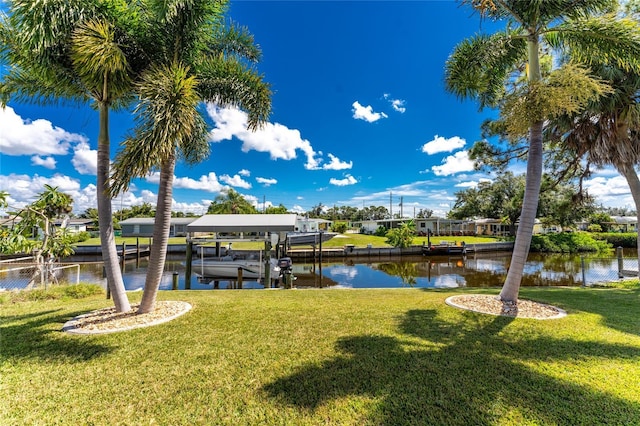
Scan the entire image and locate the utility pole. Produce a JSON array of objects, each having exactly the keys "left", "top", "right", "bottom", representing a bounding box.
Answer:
[
  {"left": 389, "top": 191, "right": 393, "bottom": 218},
  {"left": 399, "top": 196, "right": 403, "bottom": 218}
]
